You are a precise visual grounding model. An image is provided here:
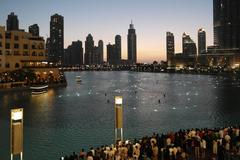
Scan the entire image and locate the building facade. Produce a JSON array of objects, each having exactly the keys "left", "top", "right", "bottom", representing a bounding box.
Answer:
[
  {"left": 166, "top": 32, "right": 175, "bottom": 66},
  {"left": 127, "top": 22, "right": 137, "bottom": 64},
  {"left": 198, "top": 28, "right": 206, "bottom": 54},
  {"left": 0, "top": 26, "right": 46, "bottom": 72},
  {"left": 213, "top": 0, "right": 240, "bottom": 49},
  {"left": 49, "top": 14, "right": 64, "bottom": 64}
]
